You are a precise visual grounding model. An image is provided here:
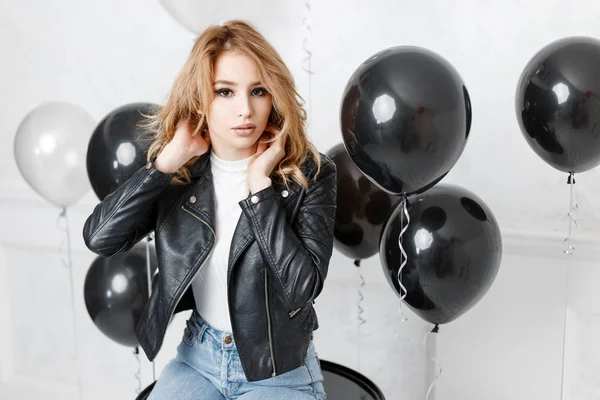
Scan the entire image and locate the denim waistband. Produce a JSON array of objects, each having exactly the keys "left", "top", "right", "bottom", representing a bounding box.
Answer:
[
  {"left": 185, "top": 308, "right": 318, "bottom": 359},
  {"left": 185, "top": 309, "right": 237, "bottom": 350}
]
